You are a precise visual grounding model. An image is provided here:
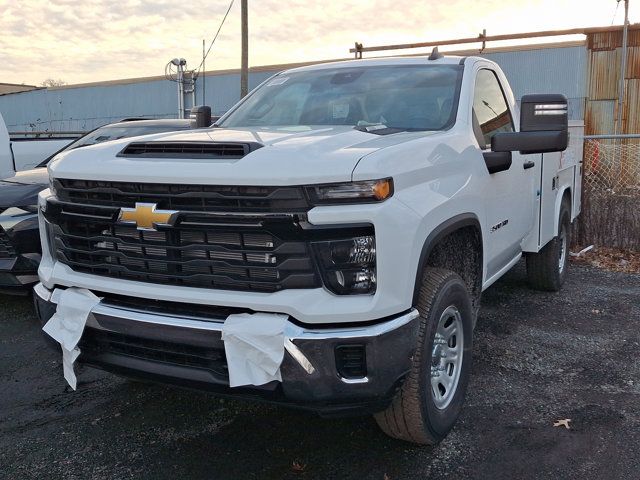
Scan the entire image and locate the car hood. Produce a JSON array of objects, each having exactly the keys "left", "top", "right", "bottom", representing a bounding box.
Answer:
[
  {"left": 49, "top": 127, "right": 435, "bottom": 185},
  {"left": 0, "top": 168, "right": 48, "bottom": 208}
]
